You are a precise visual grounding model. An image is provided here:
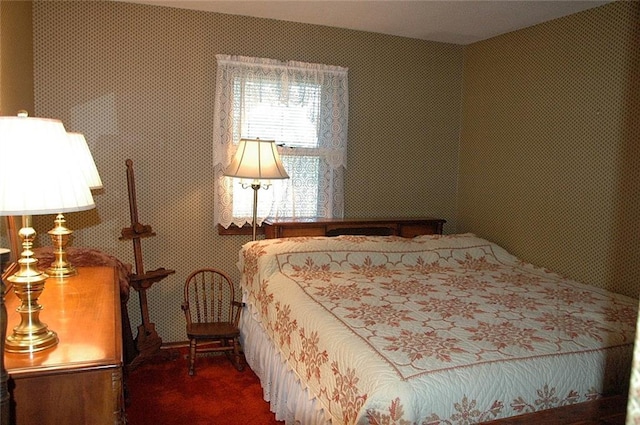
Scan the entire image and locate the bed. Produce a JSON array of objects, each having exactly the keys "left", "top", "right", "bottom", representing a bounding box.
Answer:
[{"left": 237, "top": 233, "right": 637, "bottom": 424}]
